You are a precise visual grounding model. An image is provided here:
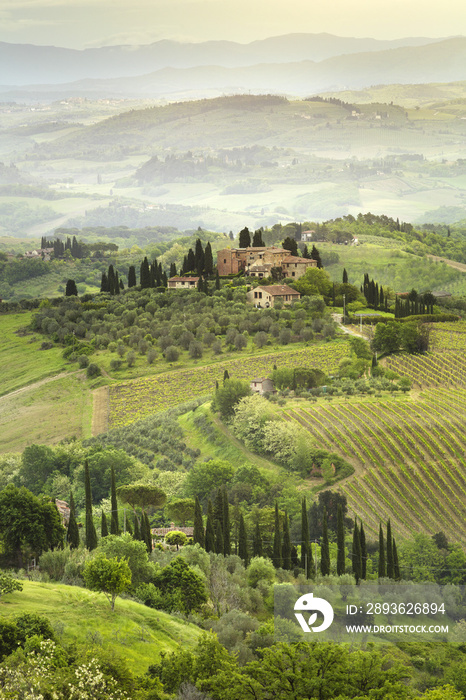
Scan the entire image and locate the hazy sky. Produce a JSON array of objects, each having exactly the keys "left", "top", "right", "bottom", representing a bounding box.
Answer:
[{"left": 1, "top": 0, "right": 465, "bottom": 48}]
